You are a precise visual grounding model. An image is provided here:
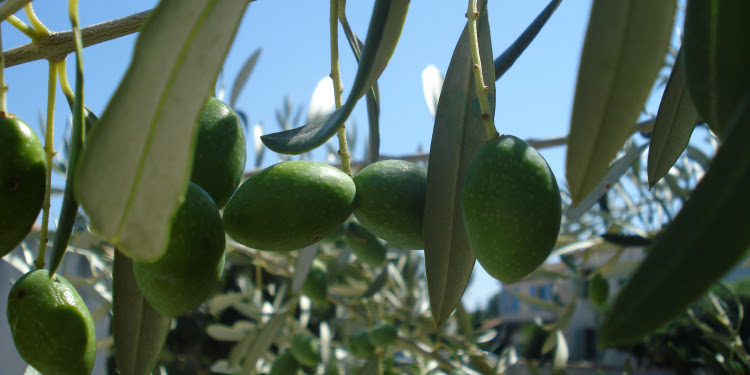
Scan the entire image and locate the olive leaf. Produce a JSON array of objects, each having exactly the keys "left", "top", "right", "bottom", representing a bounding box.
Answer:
[
  {"left": 292, "top": 245, "right": 319, "bottom": 293},
  {"left": 230, "top": 48, "right": 261, "bottom": 108},
  {"left": 493, "top": 0, "right": 561, "bottom": 81},
  {"left": 647, "top": 51, "right": 700, "bottom": 187},
  {"left": 566, "top": 0, "right": 675, "bottom": 204},
  {"left": 49, "top": 11, "right": 86, "bottom": 275},
  {"left": 600, "top": 94, "right": 750, "bottom": 347},
  {"left": 683, "top": 0, "right": 750, "bottom": 138},
  {"left": 260, "top": 0, "right": 408, "bottom": 155},
  {"left": 421, "top": 64, "right": 443, "bottom": 118},
  {"left": 423, "top": 0, "right": 494, "bottom": 326},
  {"left": 307, "top": 77, "right": 336, "bottom": 123},
  {"left": 75, "top": 0, "right": 249, "bottom": 261},
  {"left": 339, "top": 8, "right": 381, "bottom": 165},
  {"left": 113, "top": 251, "right": 171, "bottom": 375},
  {"left": 240, "top": 312, "right": 290, "bottom": 374}
]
